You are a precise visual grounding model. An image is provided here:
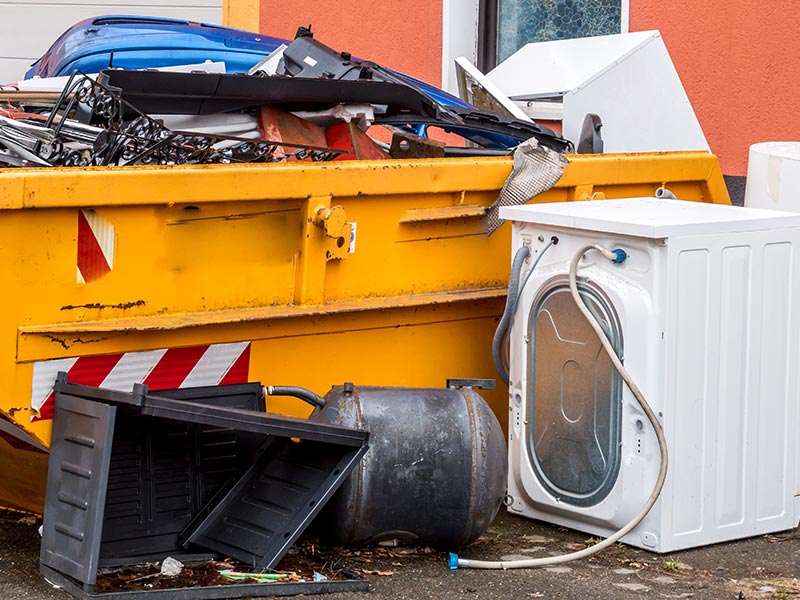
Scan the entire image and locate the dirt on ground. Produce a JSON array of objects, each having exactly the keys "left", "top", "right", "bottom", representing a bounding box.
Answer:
[{"left": 2, "top": 508, "right": 799, "bottom": 599}]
